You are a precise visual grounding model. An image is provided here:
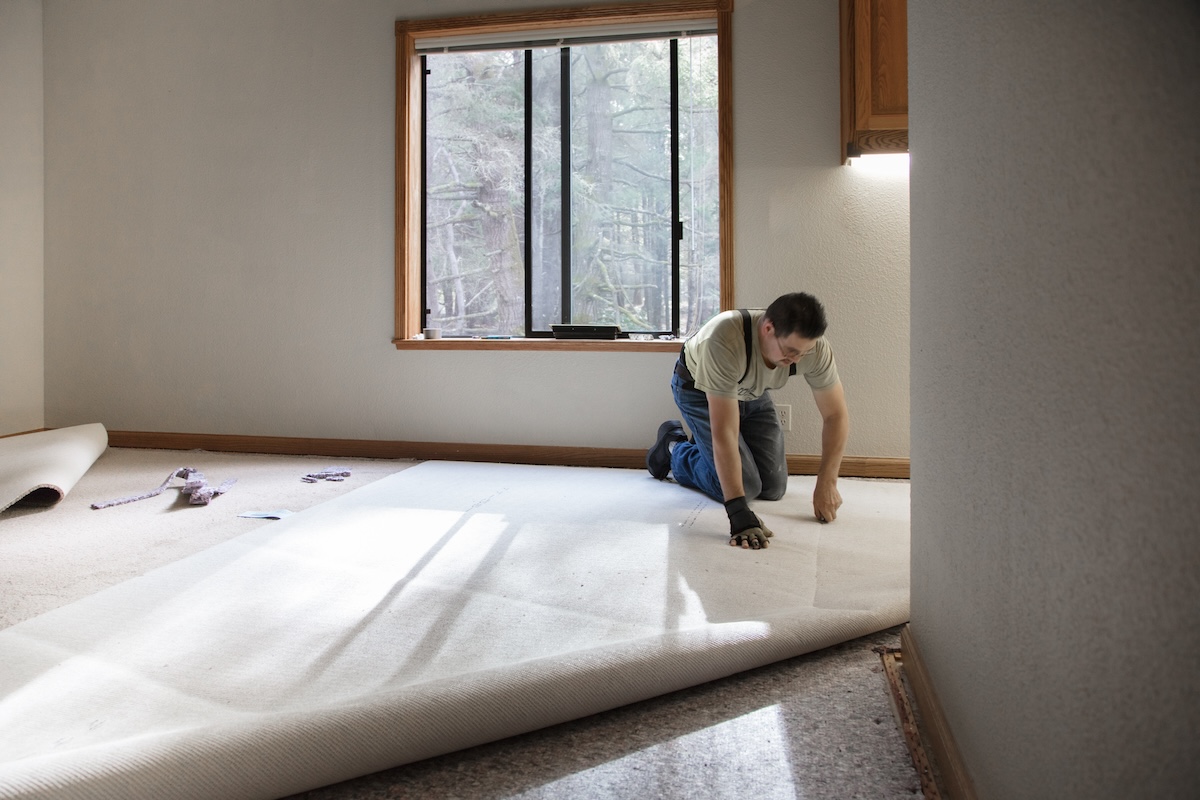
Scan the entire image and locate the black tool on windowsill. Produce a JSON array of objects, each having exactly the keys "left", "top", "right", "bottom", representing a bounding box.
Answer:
[{"left": 550, "top": 324, "right": 622, "bottom": 340}]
